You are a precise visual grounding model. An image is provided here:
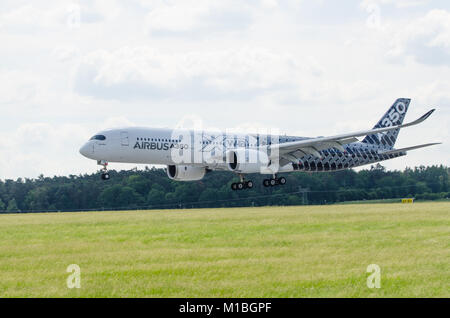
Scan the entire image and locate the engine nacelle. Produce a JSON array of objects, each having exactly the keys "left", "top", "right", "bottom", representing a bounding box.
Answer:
[
  {"left": 227, "top": 149, "right": 270, "bottom": 174},
  {"left": 167, "top": 165, "right": 206, "bottom": 181}
]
